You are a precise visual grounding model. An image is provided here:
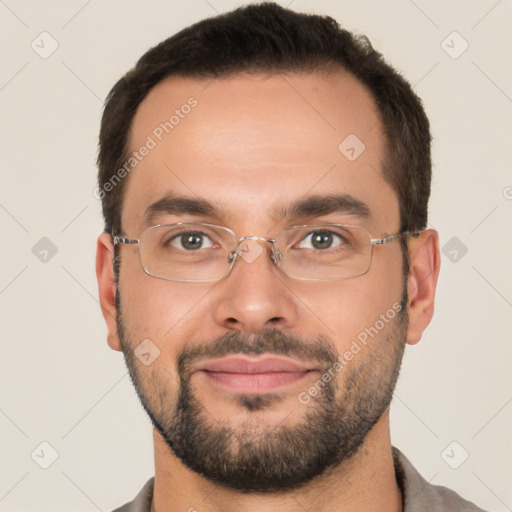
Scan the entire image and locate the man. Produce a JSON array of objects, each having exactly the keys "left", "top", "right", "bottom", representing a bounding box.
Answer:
[{"left": 95, "top": 3, "right": 486, "bottom": 511}]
